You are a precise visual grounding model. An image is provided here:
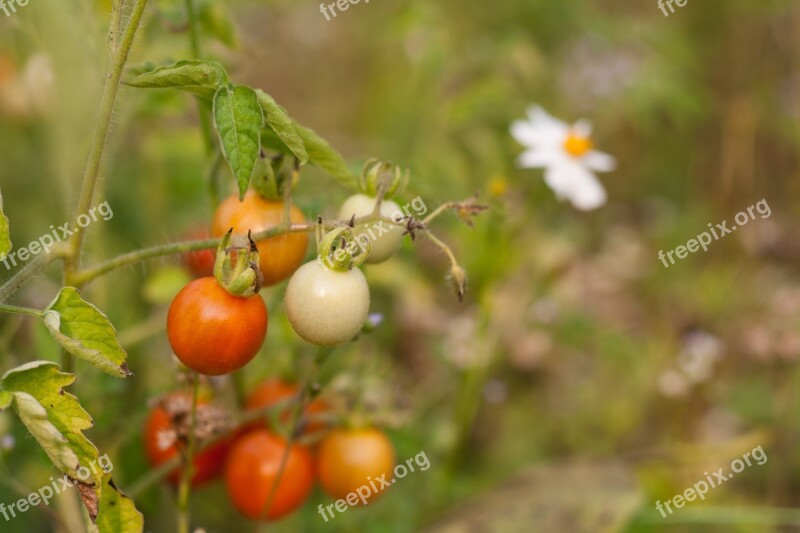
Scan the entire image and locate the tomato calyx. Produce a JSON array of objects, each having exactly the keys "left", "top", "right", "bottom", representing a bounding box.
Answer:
[
  {"left": 317, "top": 225, "right": 371, "bottom": 272},
  {"left": 213, "top": 228, "right": 264, "bottom": 297},
  {"left": 359, "top": 159, "right": 409, "bottom": 198}
]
